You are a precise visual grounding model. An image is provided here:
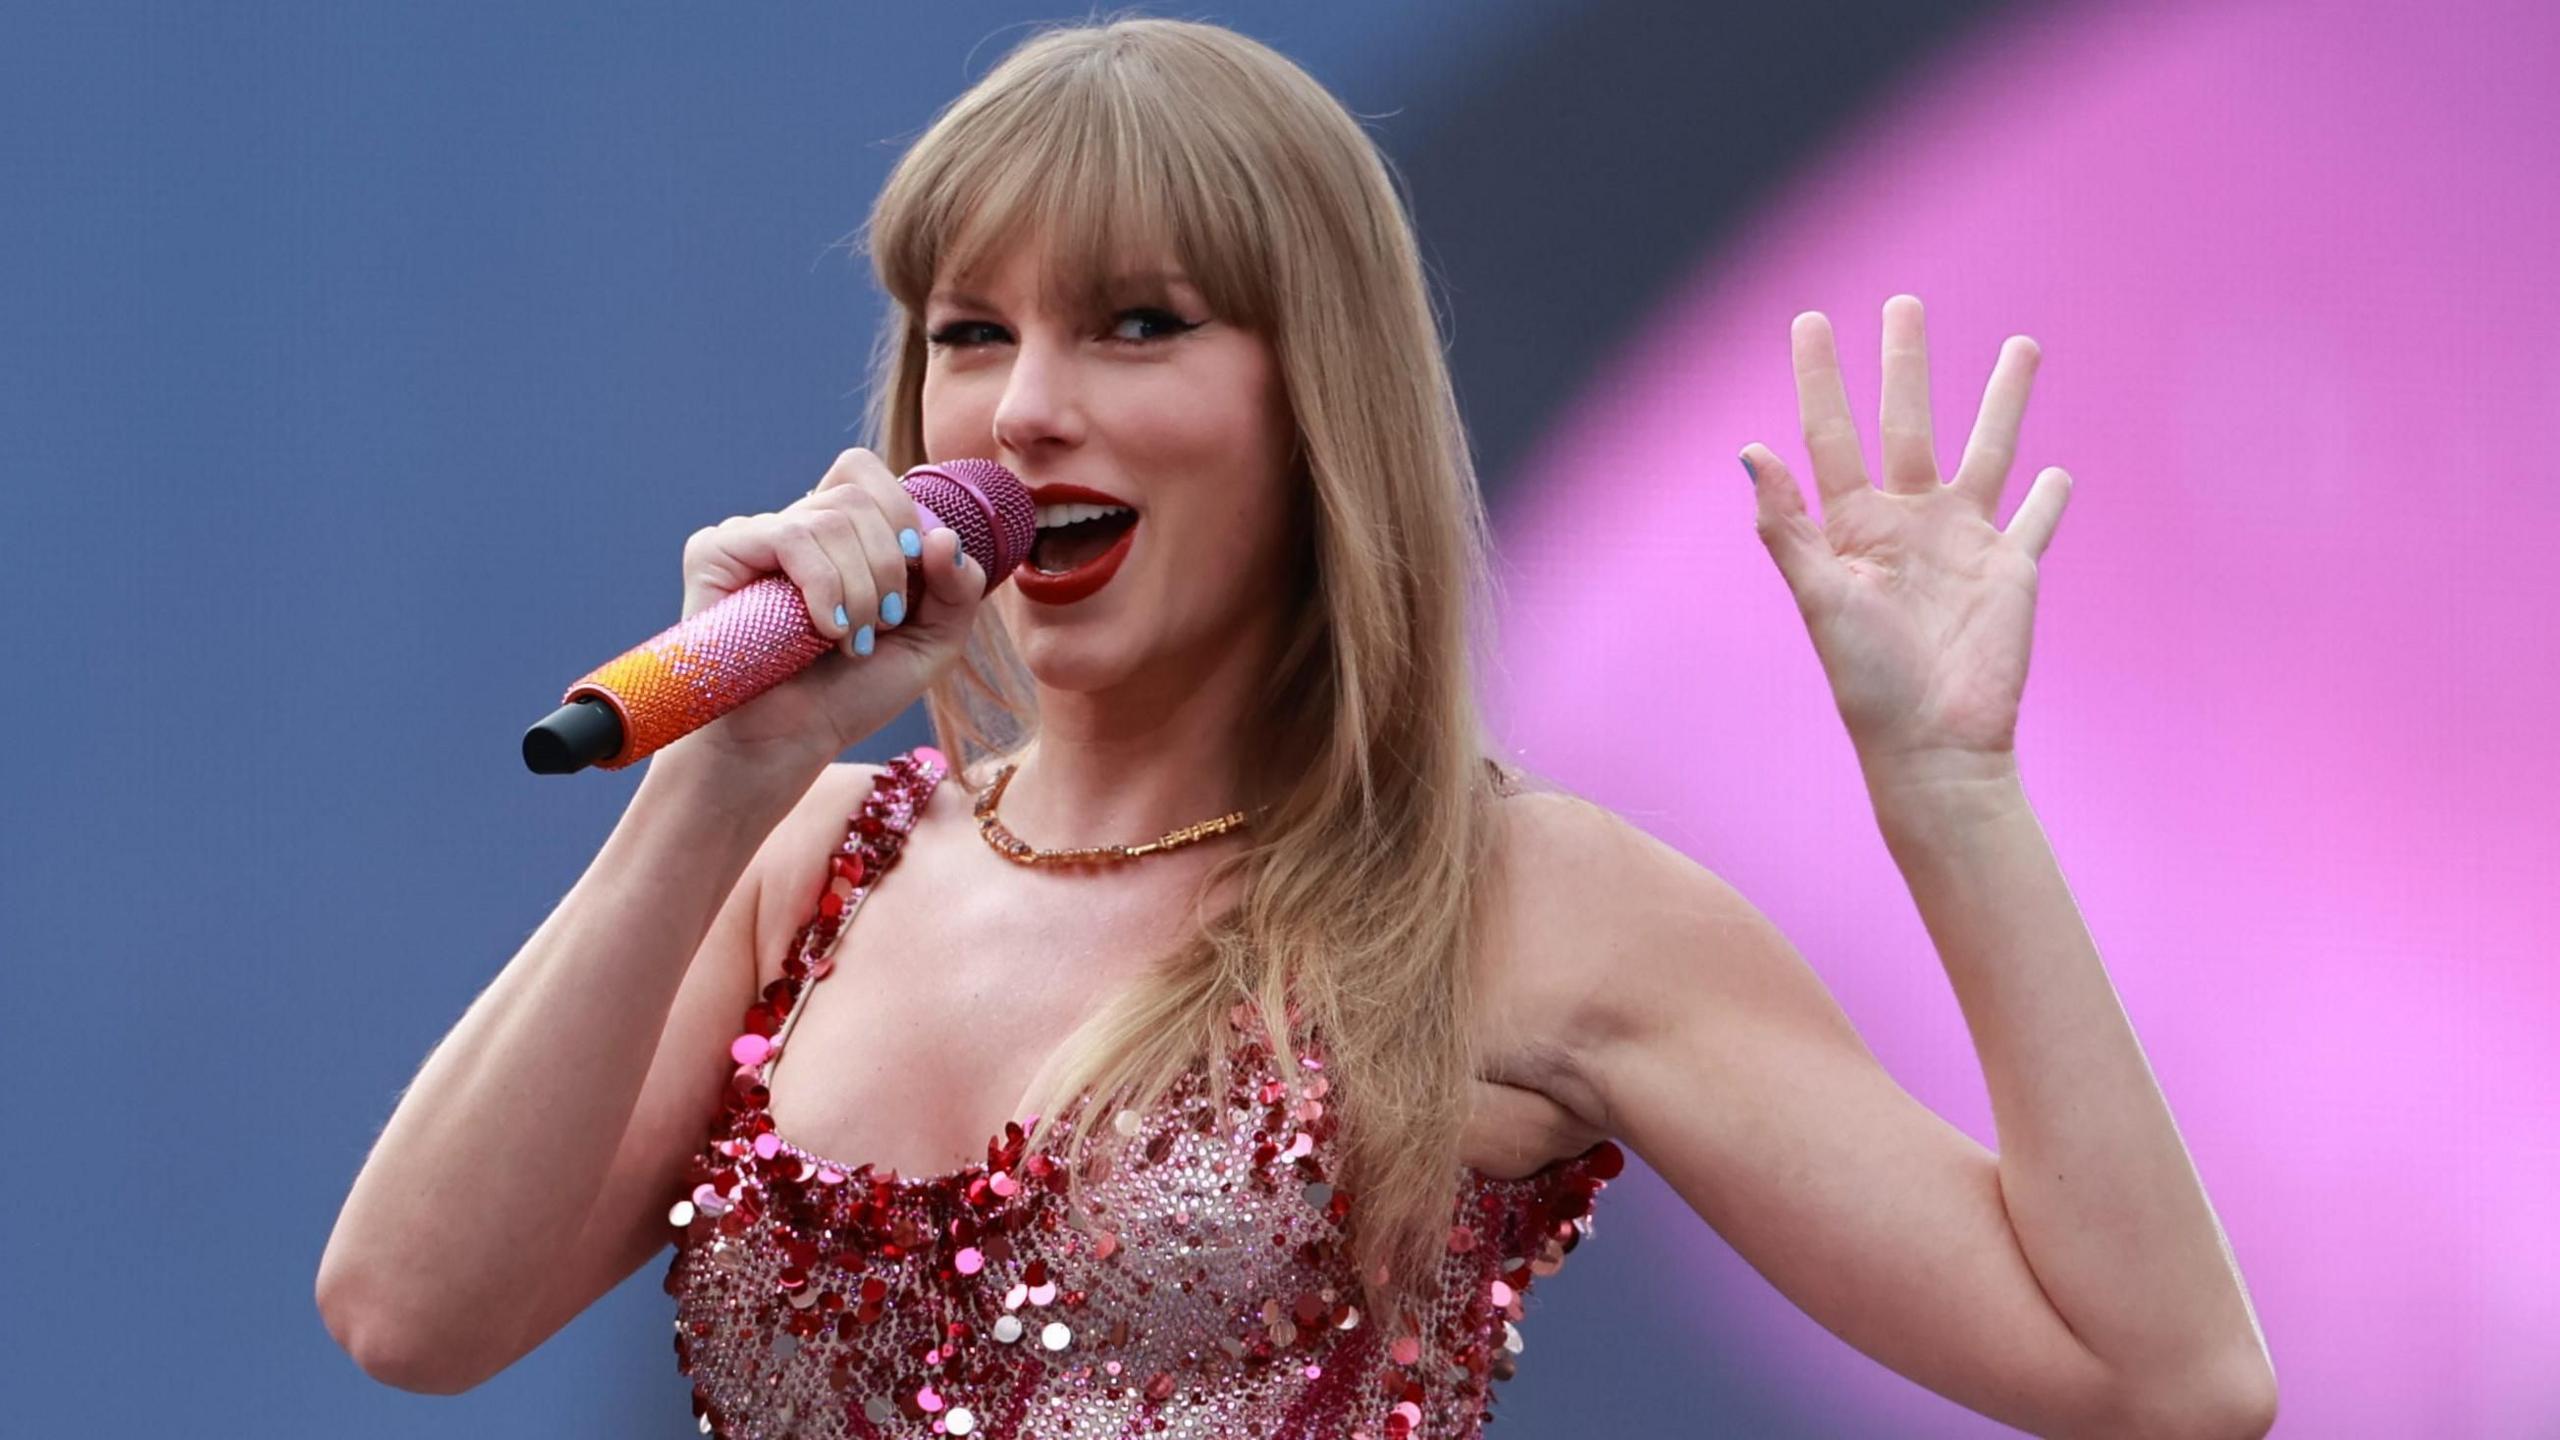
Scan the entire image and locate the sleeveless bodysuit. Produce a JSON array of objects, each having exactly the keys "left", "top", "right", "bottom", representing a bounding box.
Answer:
[{"left": 663, "top": 747, "right": 1624, "bottom": 1438}]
